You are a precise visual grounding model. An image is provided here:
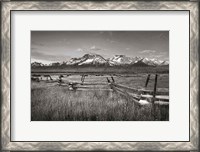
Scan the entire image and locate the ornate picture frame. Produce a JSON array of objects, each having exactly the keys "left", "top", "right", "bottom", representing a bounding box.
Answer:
[{"left": 1, "top": 1, "right": 199, "bottom": 151}]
